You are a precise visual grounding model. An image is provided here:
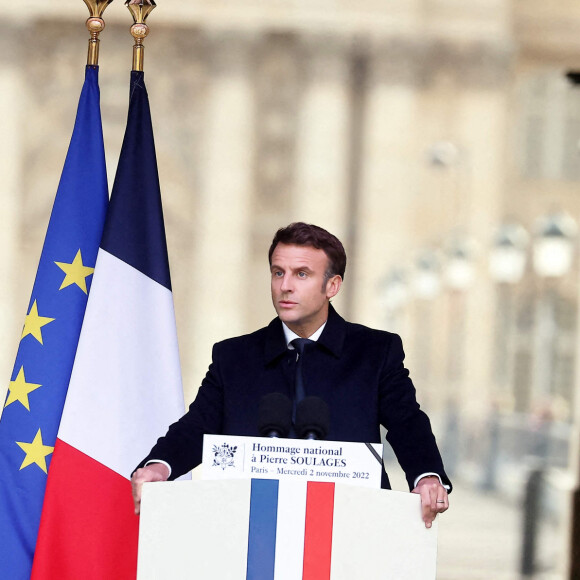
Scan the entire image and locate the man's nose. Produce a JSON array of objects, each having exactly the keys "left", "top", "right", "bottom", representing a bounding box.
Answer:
[{"left": 280, "top": 274, "right": 293, "bottom": 292}]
